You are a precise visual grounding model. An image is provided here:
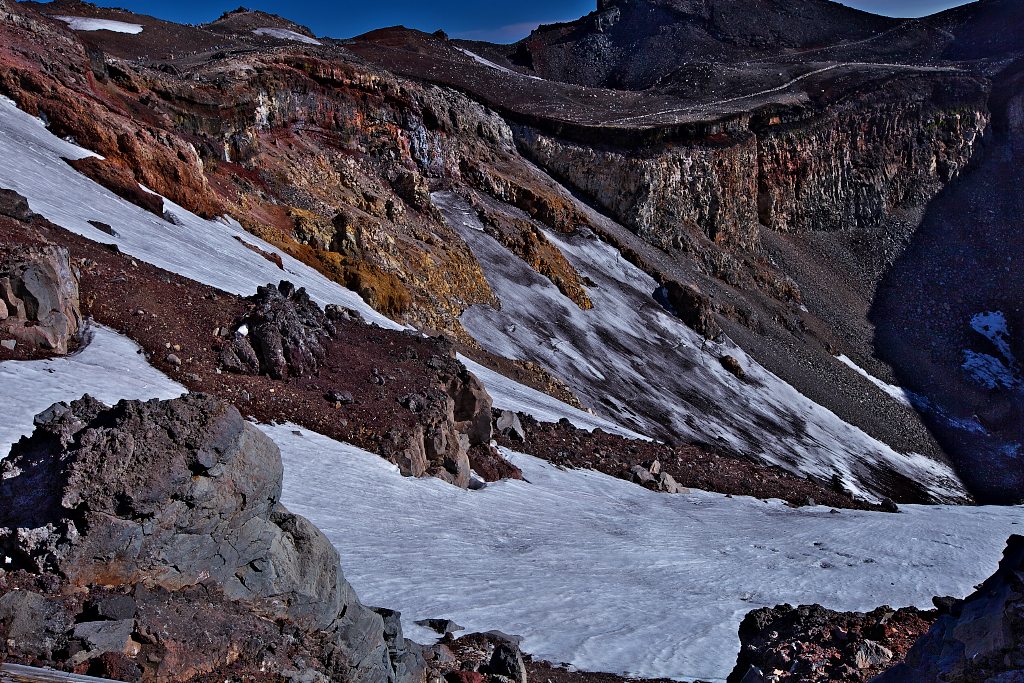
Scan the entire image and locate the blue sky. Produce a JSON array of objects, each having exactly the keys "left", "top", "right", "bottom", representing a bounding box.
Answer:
[{"left": 80, "top": 0, "right": 973, "bottom": 43}]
